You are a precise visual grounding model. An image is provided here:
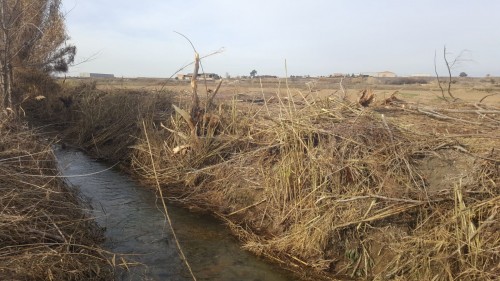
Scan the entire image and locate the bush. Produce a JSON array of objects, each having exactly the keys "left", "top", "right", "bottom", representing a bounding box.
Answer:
[{"left": 385, "top": 77, "right": 429, "bottom": 85}]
